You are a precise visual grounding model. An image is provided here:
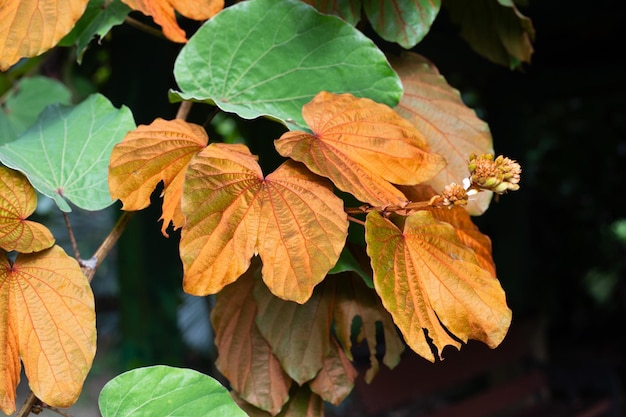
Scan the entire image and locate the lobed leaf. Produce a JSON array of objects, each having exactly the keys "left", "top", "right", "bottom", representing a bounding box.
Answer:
[
  {"left": 171, "top": 0, "right": 402, "bottom": 129},
  {"left": 332, "top": 273, "right": 404, "bottom": 382},
  {"left": 121, "top": 0, "right": 224, "bottom": 42},
  {"left": 211, "top": 264, "right": 291, "bottom": 415},
  {"left": 253, "top": 279, "right": 333, "bottom": 385},
  {"left": 0, "top": 0, "right": 89, "bottom": 70},
  {"left": 444, "top": 0, "right": 534, "bottom": 69},
  {"left": 0, "top": 94, "right": 136, "bottom": 212},
  {"left": 275, "top": 91, "right": 446, "bottom": 206},
  {"left": 363, "top": 0, "right": 441, "bottom": 49},
  {"left": 180, "top": 144, "right": 348, "bottom": 303},
  {"left": 392, "top": 52, "right": 494, "bottom": 214},
  {"left": 59, "top": 0, "right": 132, "bottom": 64},
  {"left": 0, "top": 246, "right": 96, "bottom": 415},
  {"left": 108, "top": 118, "right": 208, "bottom": 236},
  {"left": 98, "top": 365, "right": 246, "bottom": 417},
  {"left": 0, "top": 77, "right": 72, "bottom": 145},
  {"left": 365, "top": 210, "right": 511, "bottom": 361},
  {"left": 0, "top": 167, "right": 54, "bottom": 253}
]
